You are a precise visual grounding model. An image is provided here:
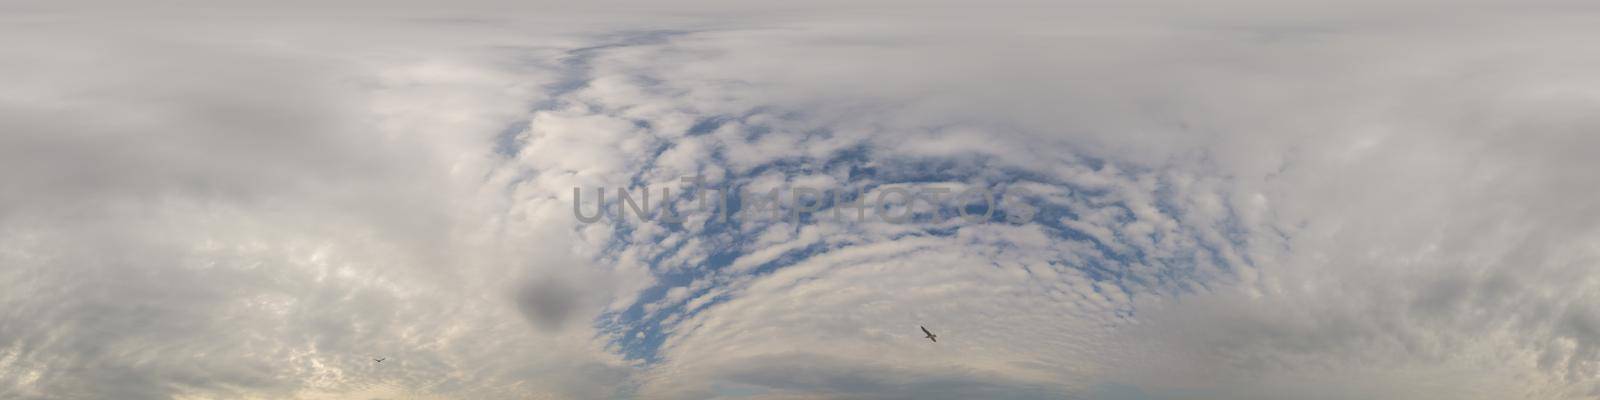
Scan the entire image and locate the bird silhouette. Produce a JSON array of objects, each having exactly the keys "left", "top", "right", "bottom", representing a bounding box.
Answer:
[
  {"left": 920, "top": 326, "right": 938, "bottom": 343},
  {"left": 373, "top": 357, "right": 385, "bottom": 363}
]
